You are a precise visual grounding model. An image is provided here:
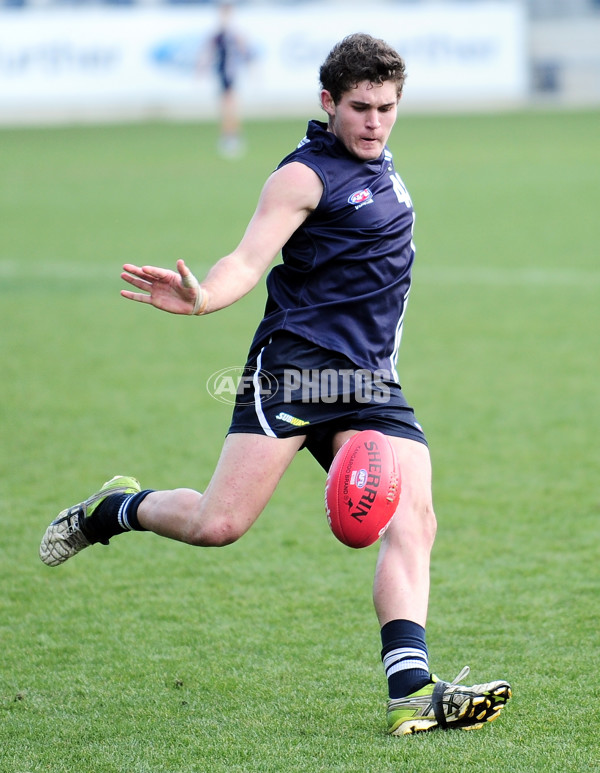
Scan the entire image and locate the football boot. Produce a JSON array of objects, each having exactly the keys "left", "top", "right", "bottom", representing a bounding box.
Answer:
[
  {"left": 39, "top": 475, "right": 140, "bottom": 567},
  {"left": 387, "top": 666, "right": 511, "bottom": 735}
]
